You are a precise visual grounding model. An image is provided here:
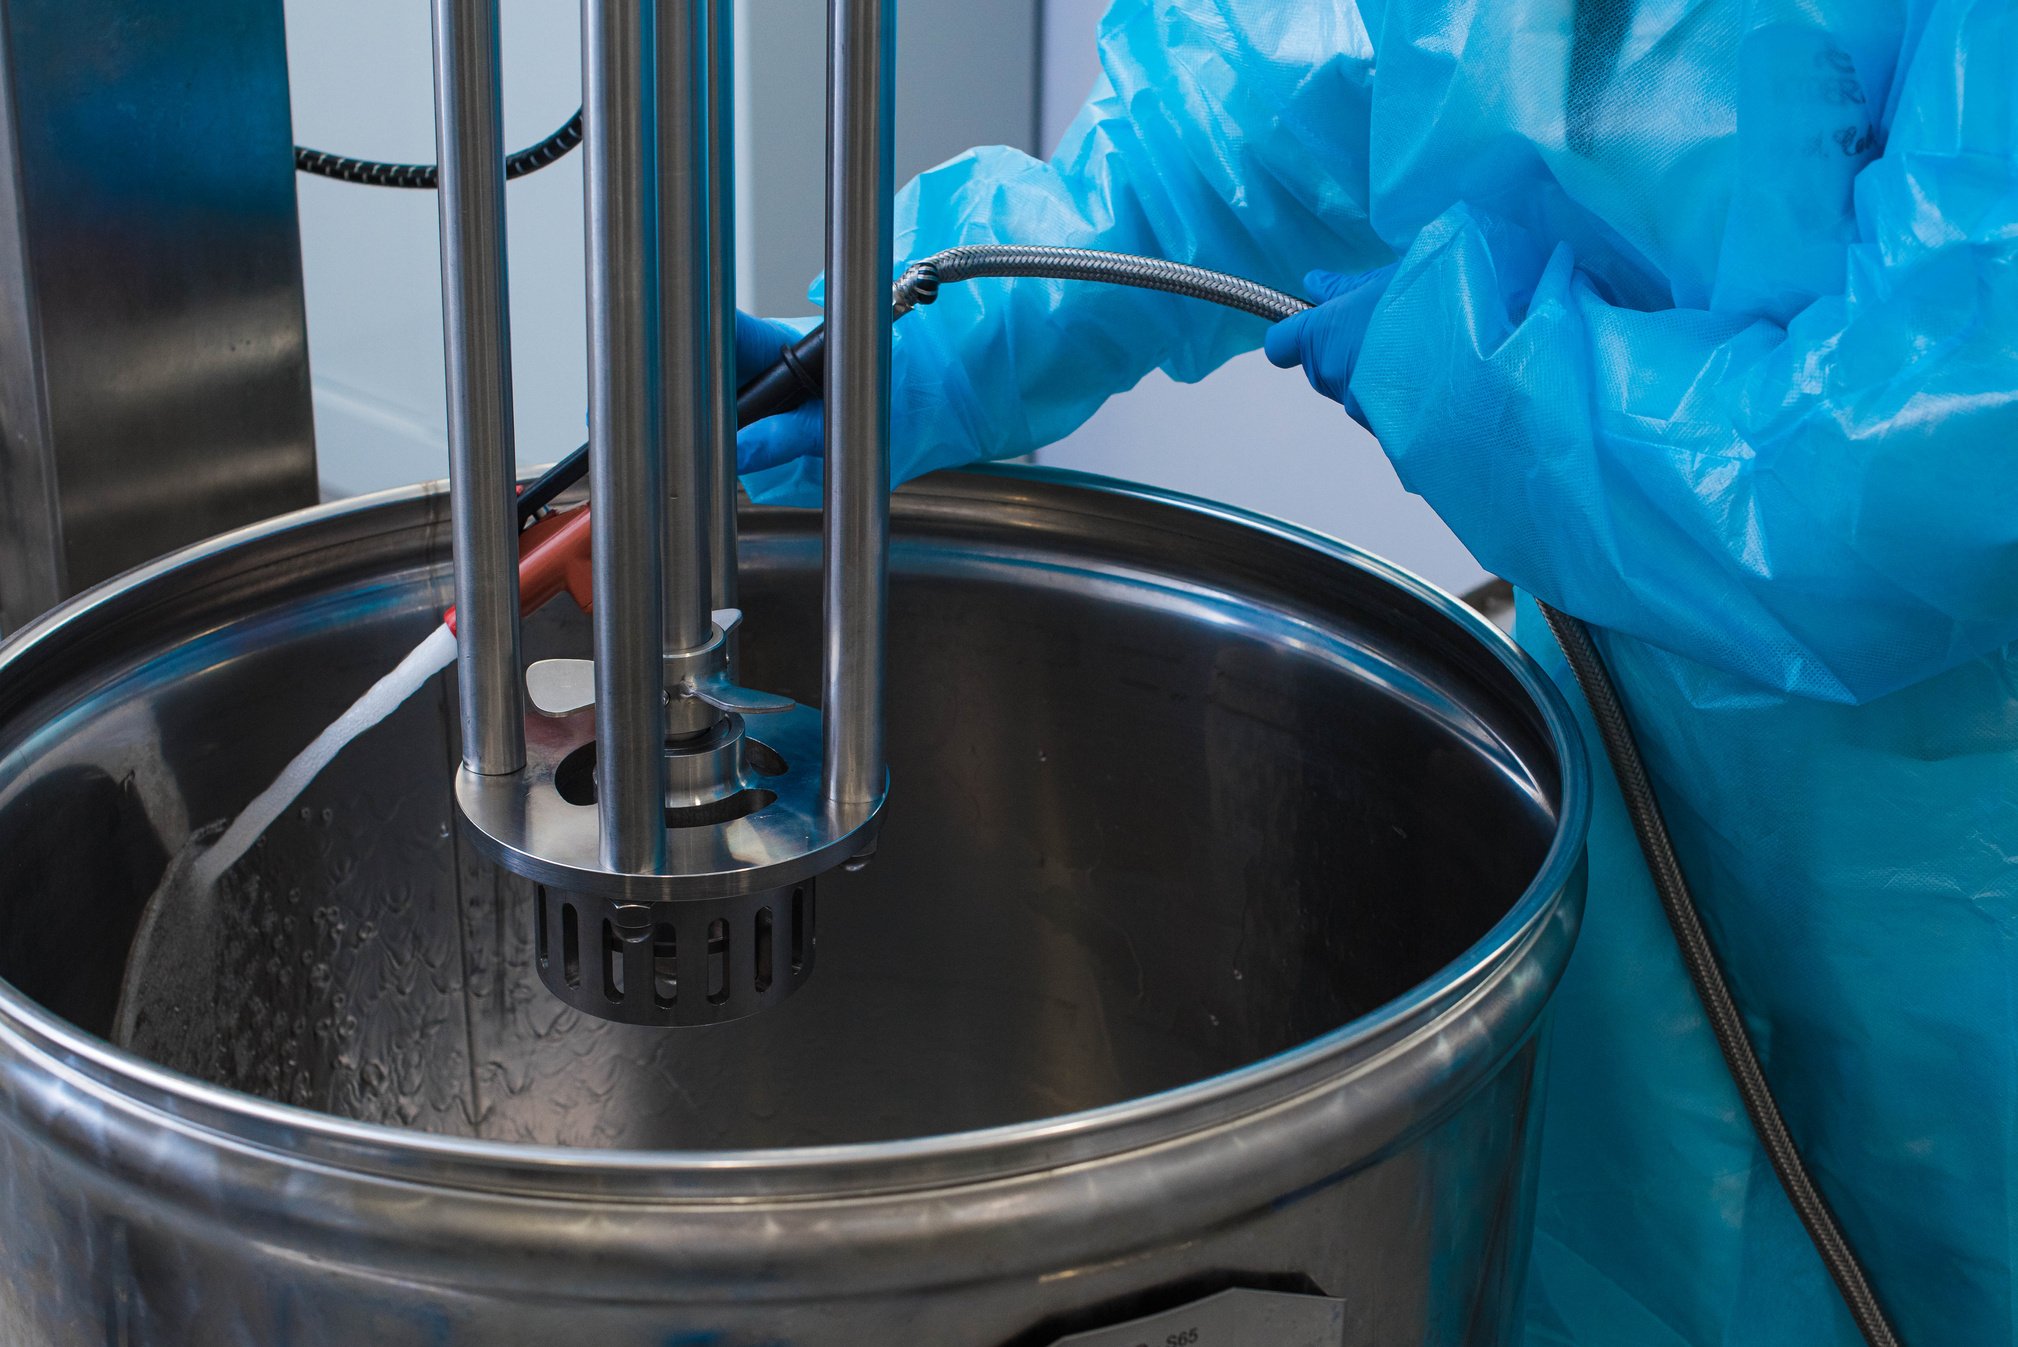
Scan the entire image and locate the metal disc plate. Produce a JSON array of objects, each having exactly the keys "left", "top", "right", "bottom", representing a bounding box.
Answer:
[{"left": 457, "top": 700, "right": 883, "bottom": 901}]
